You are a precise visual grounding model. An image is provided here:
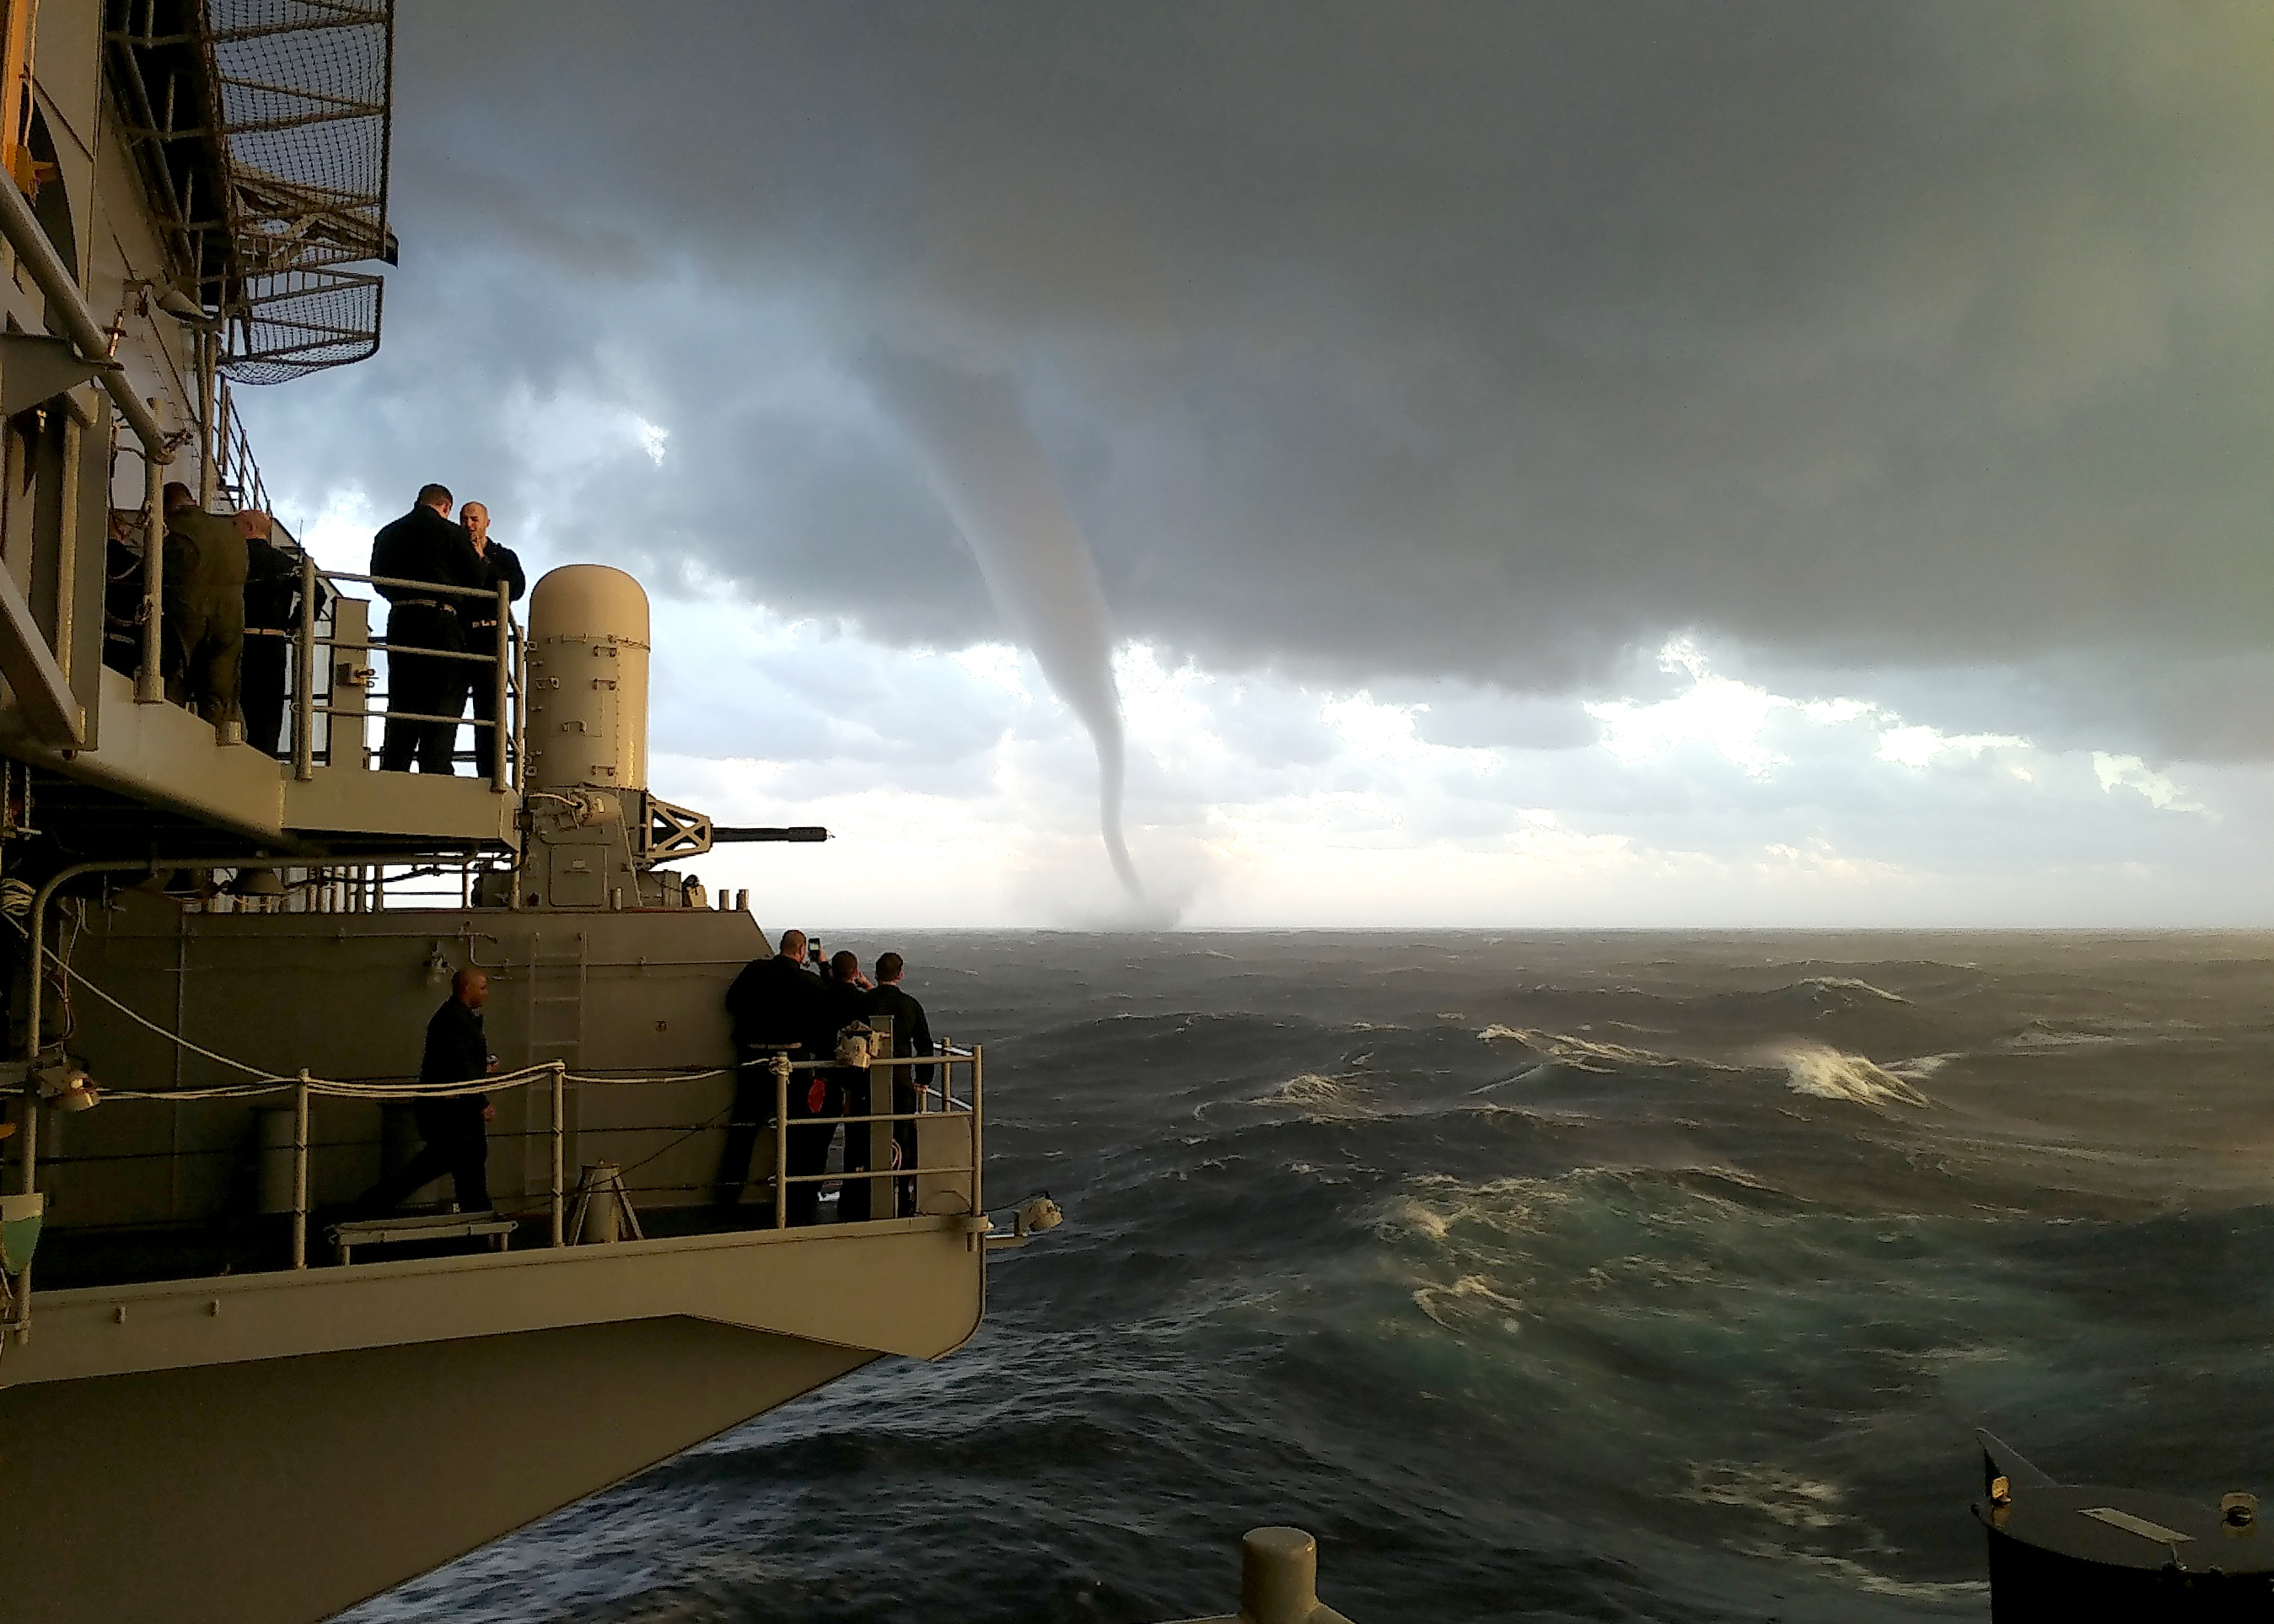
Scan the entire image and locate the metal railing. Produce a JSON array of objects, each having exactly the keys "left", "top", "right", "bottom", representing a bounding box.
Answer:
[
  {"left": 290, "top": 566, "right": 521, "bottom": 793},
  {"left": 78, "top": 1045, "right": 982, "bottom": 1275},
  {"left": 210, "top": 379, "right": 270, "bottom": 517},
  {"left": 757, "top": 1049, "right": 984, "bottom": 1232},
  {"left": 111, "top": 524, "right": 522, "bottom": 793}
]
